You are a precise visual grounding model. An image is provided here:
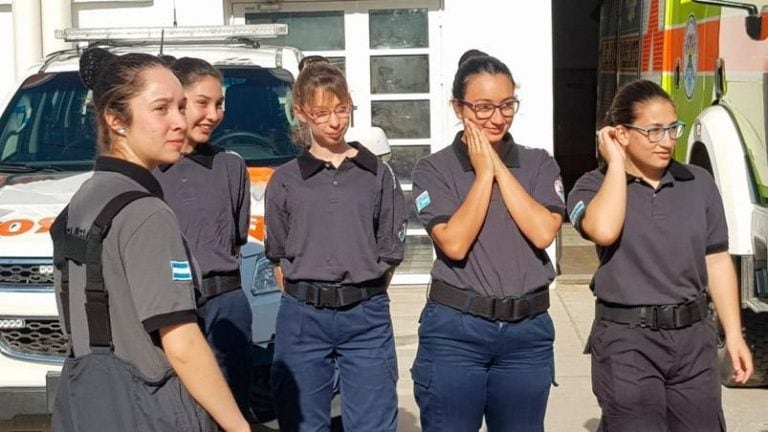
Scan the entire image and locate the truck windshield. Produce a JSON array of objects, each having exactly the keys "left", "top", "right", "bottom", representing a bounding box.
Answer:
[{"left": 0, "top": 67, "right": 299, "bottom": 172}]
